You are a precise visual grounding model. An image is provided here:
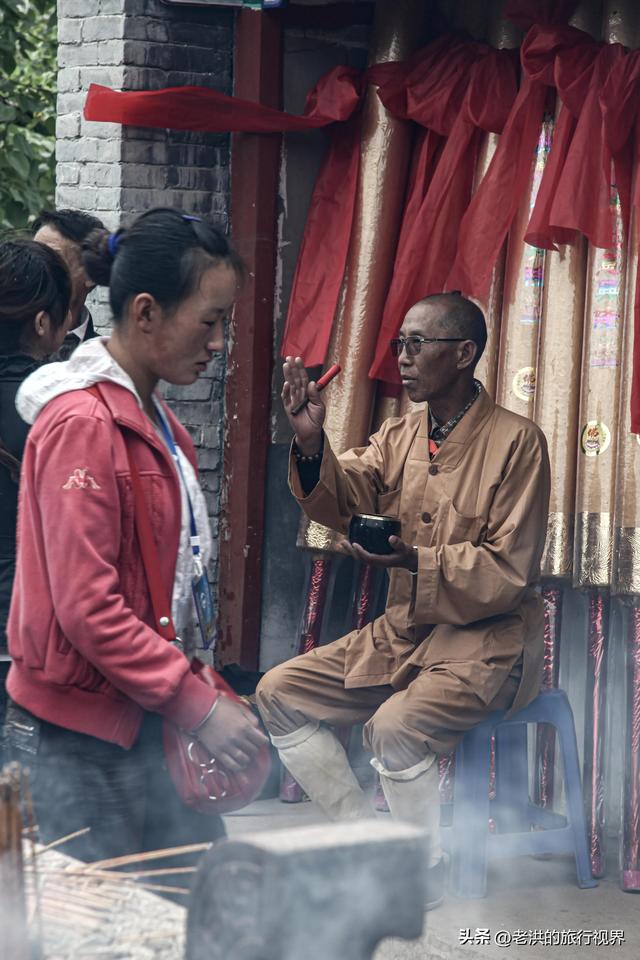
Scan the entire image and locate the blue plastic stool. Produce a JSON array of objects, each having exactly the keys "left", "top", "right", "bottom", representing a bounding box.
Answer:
[{"left": 445, "top": 688, "right": 598, "bottom": 898}]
